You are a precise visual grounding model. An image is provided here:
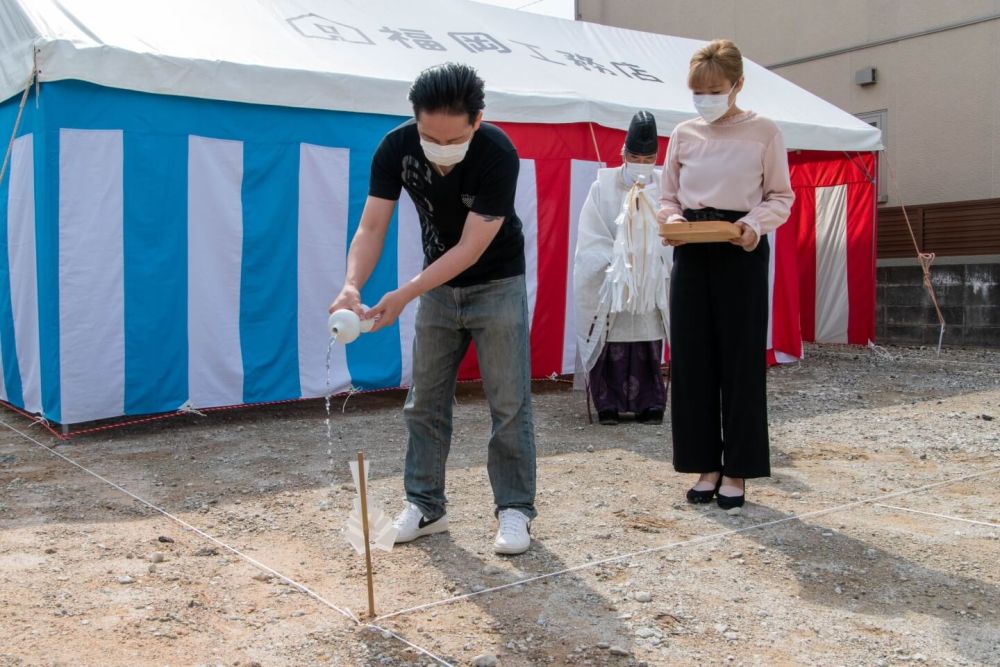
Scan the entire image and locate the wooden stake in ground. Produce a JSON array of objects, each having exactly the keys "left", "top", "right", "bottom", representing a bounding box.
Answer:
[
  {"left": 344, "top": 452, "right": 397, "bottom": 618},
  {"left": 356, "top": 450, "right": 376, "bottom": 618}
]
